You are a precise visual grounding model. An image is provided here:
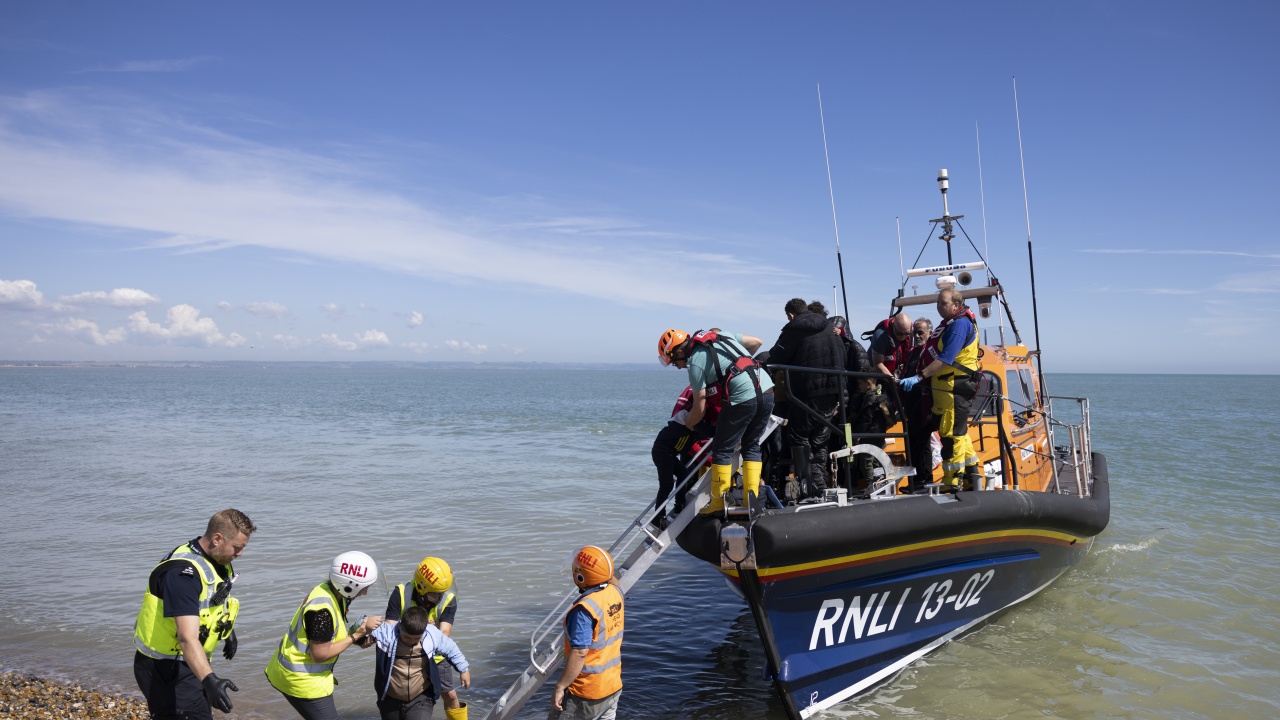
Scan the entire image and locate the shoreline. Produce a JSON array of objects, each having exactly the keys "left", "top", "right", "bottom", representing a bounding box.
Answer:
[{"left": 0, "top": 671, "right": 149, "bottom": 719}]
